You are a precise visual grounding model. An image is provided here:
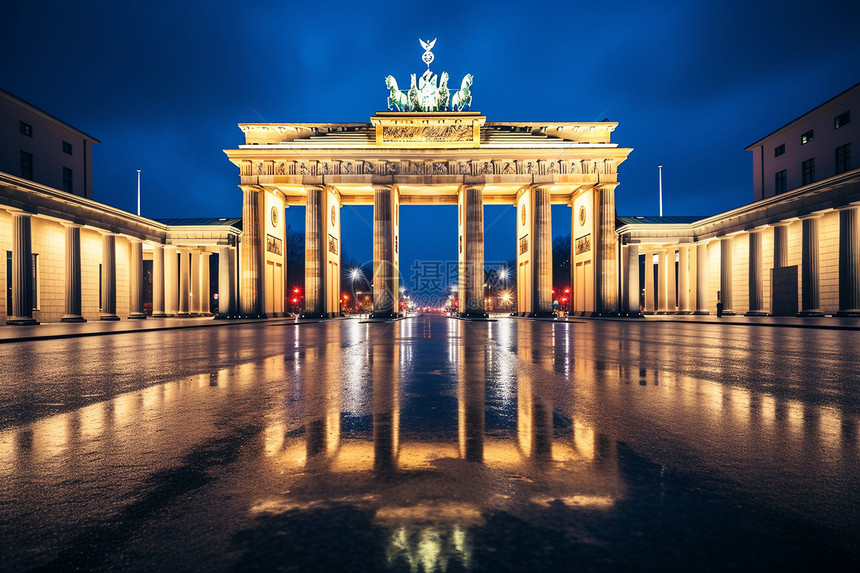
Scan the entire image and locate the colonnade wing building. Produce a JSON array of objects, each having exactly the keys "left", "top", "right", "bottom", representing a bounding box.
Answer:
[
  {"left": 224, "top": 113, "right": 631, "bottom": 318},
  {"left": 619, "top": 82, "right": 859, "bottom": 318}
]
